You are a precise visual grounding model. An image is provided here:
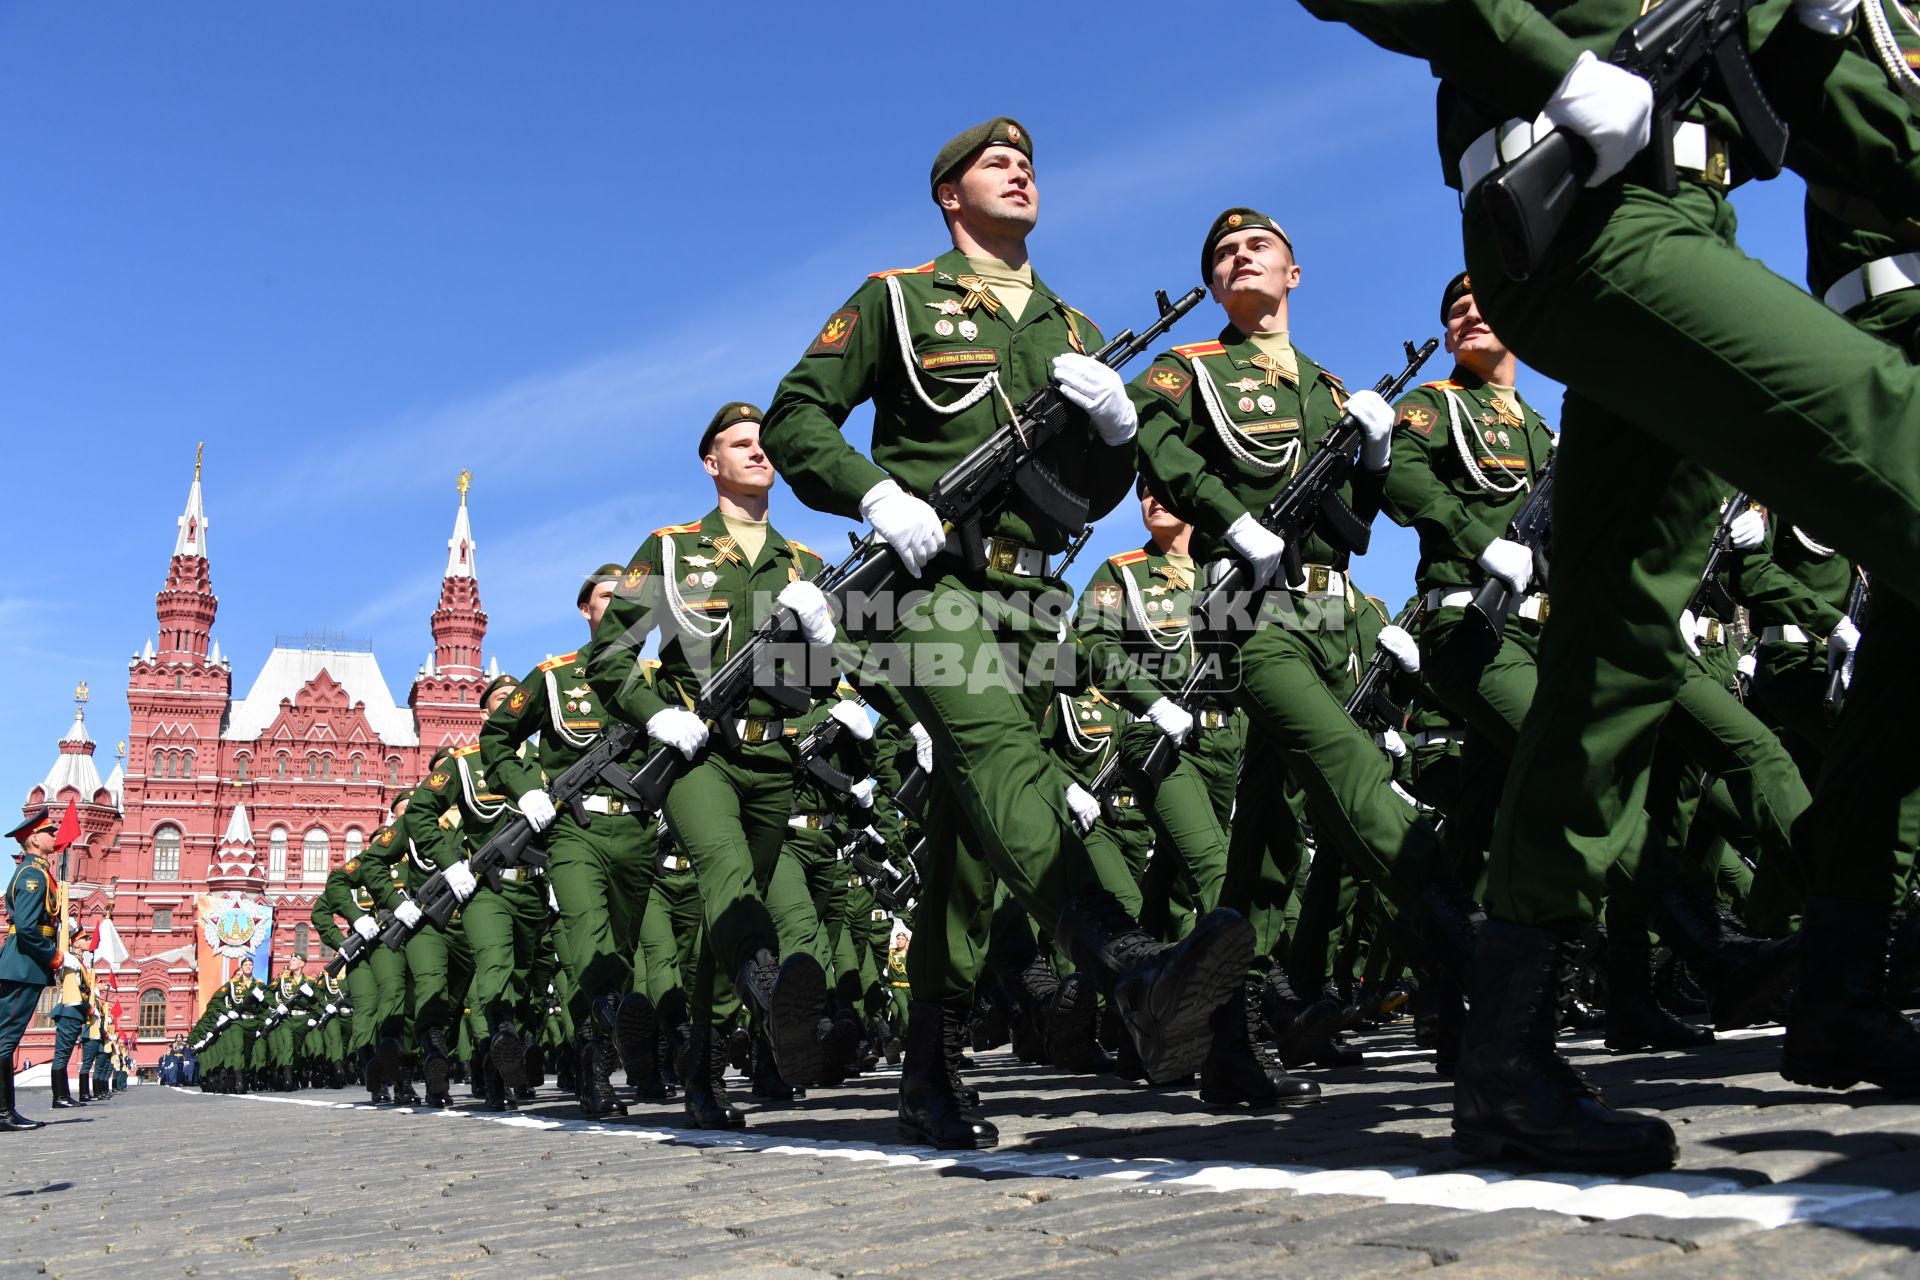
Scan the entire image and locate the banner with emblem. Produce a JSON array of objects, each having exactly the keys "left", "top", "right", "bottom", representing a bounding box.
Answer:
[{"left": 193, "top": 891, "right": 274, "bottom": 1014}]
